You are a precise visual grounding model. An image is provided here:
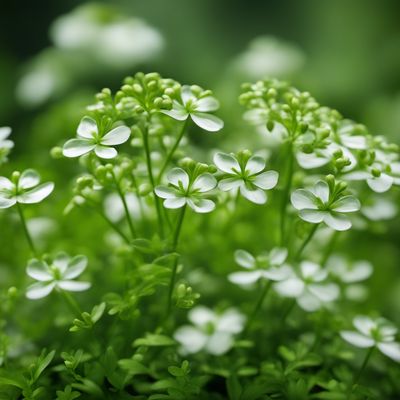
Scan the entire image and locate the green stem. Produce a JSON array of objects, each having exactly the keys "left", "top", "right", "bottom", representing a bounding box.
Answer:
[
  {"left": 282, "top": 299, "right": 296, "bottom": 323},
  {"left": 60, "top": 290, "right": 82, "bottom": 319},
  {"left": 142, "top": 124, "right": 164, "bottom": 238},
  {"left": 157, "top": 119, "right": 189, "bottom": 183},
  {"left": 320, "top": 231, "right": 339, "bottom": 266},
  {"left": 279, "top": 143, "right": 294, "bottom": 246},
  {"left": 166, "top": 205, "right": 187, "bottom": 316},
  {"left": 294, "top": 223, "right": 319, "bottom": 262},
  {"left": 347, "top": 346, "right": 374, "bottom": 398},
  {"left": 16, "top": 203, "right": 37, "bottom": 257},
  {"left": 244, "top": 280, "right": 272, "bottom": 333}
]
